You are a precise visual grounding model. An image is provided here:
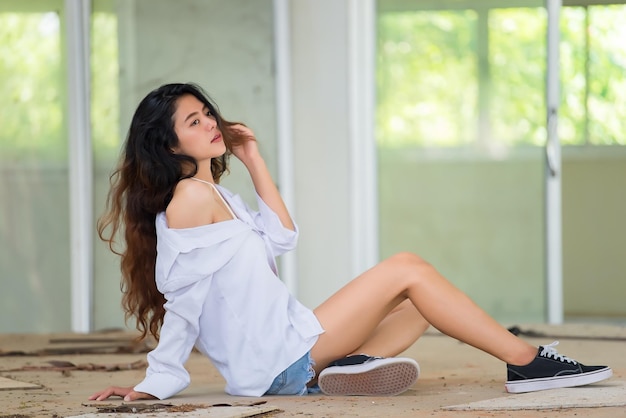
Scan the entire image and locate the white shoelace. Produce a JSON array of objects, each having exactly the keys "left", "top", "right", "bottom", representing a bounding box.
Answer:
[{"left": 540, "top": 341, "right": 578, "bottom": 364}]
